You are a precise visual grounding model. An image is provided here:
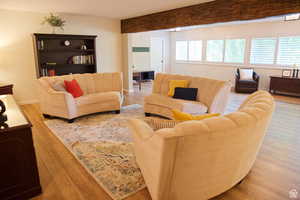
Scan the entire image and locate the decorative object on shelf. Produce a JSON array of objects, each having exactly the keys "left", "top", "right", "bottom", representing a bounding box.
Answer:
[
  {"left": 291, "top": 64, "right": 299, "bottom": 78},
  {"left": 80, "top": 44, "right": 87, "bottom": 50},
  {"left": 64, "top": 40, "right": 71, "bottom": 46},
  {"left": 282, "top": 69, "right": 292, "bottom": 77},
  {"left": 42, "top": 13, "right": 66, "bottom": 34},
  {"left": 0, "top": 97, "right": 7, "bottom": 125}
]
